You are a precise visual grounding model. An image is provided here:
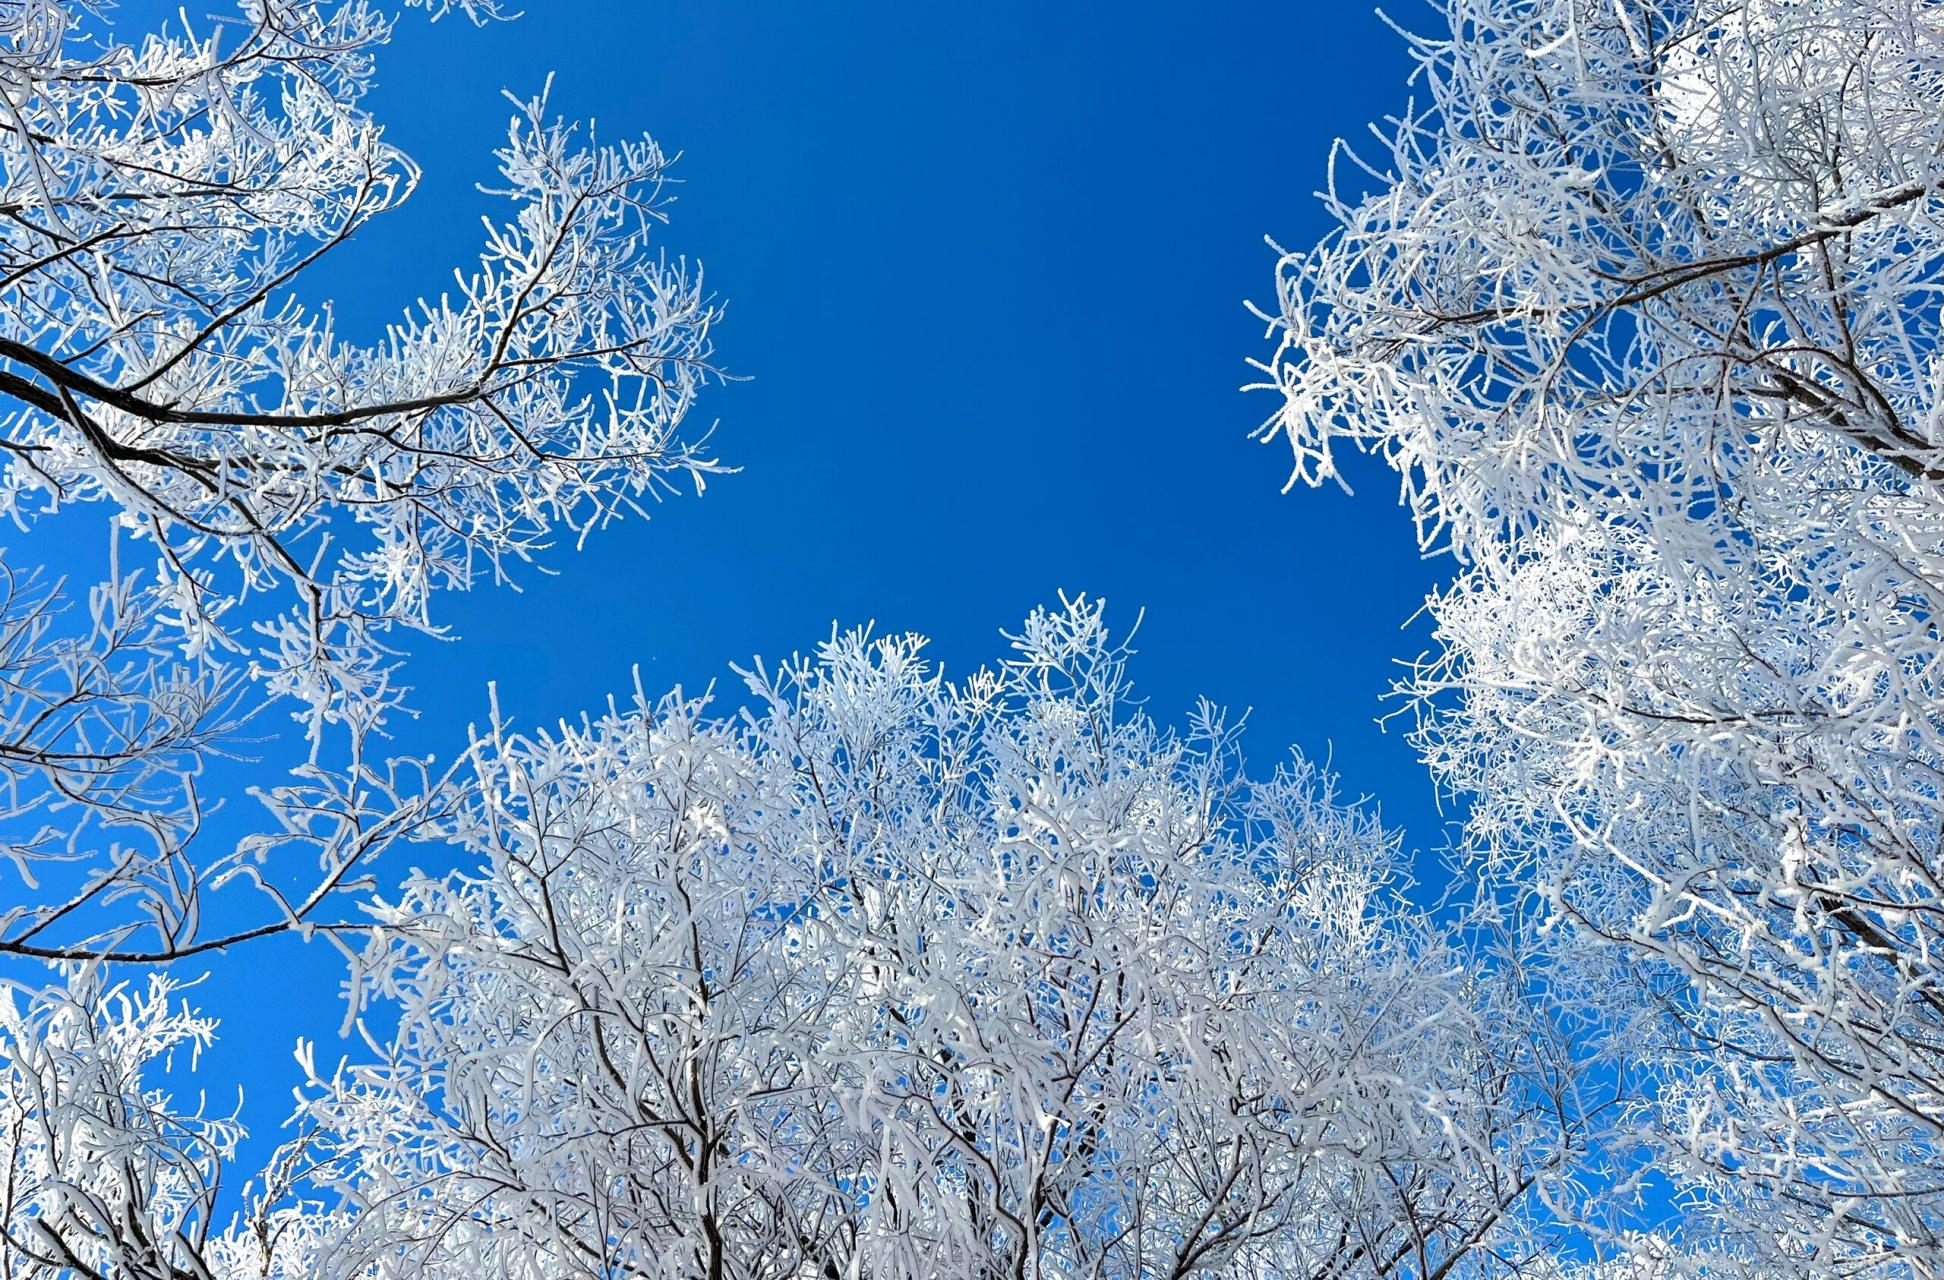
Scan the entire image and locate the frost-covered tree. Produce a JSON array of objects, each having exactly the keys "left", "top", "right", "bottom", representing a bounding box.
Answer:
[
  {"left": 0, "top": 965, "right": 353, "bottom": 1280},
  {"left": 293, "top": 601, "right": 1599, "bottom": 1280},
  {"left": 1254, "top": 0, "right": 1944, "bottom": 1269},
  {"left": 0, "top": 0, "right": 720, "bottom": 964},
  {"left": 0, "top": 602, "right": 1611, "bottom": 1279}
]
